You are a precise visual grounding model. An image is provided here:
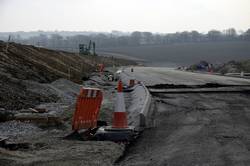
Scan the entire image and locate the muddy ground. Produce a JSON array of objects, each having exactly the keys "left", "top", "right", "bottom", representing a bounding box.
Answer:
[
  {"left": 117, "top": 91, "right": 250, "bottom": 166},
  {"left": 0, "top": 74, "right": 127, "bottom": 166}
]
